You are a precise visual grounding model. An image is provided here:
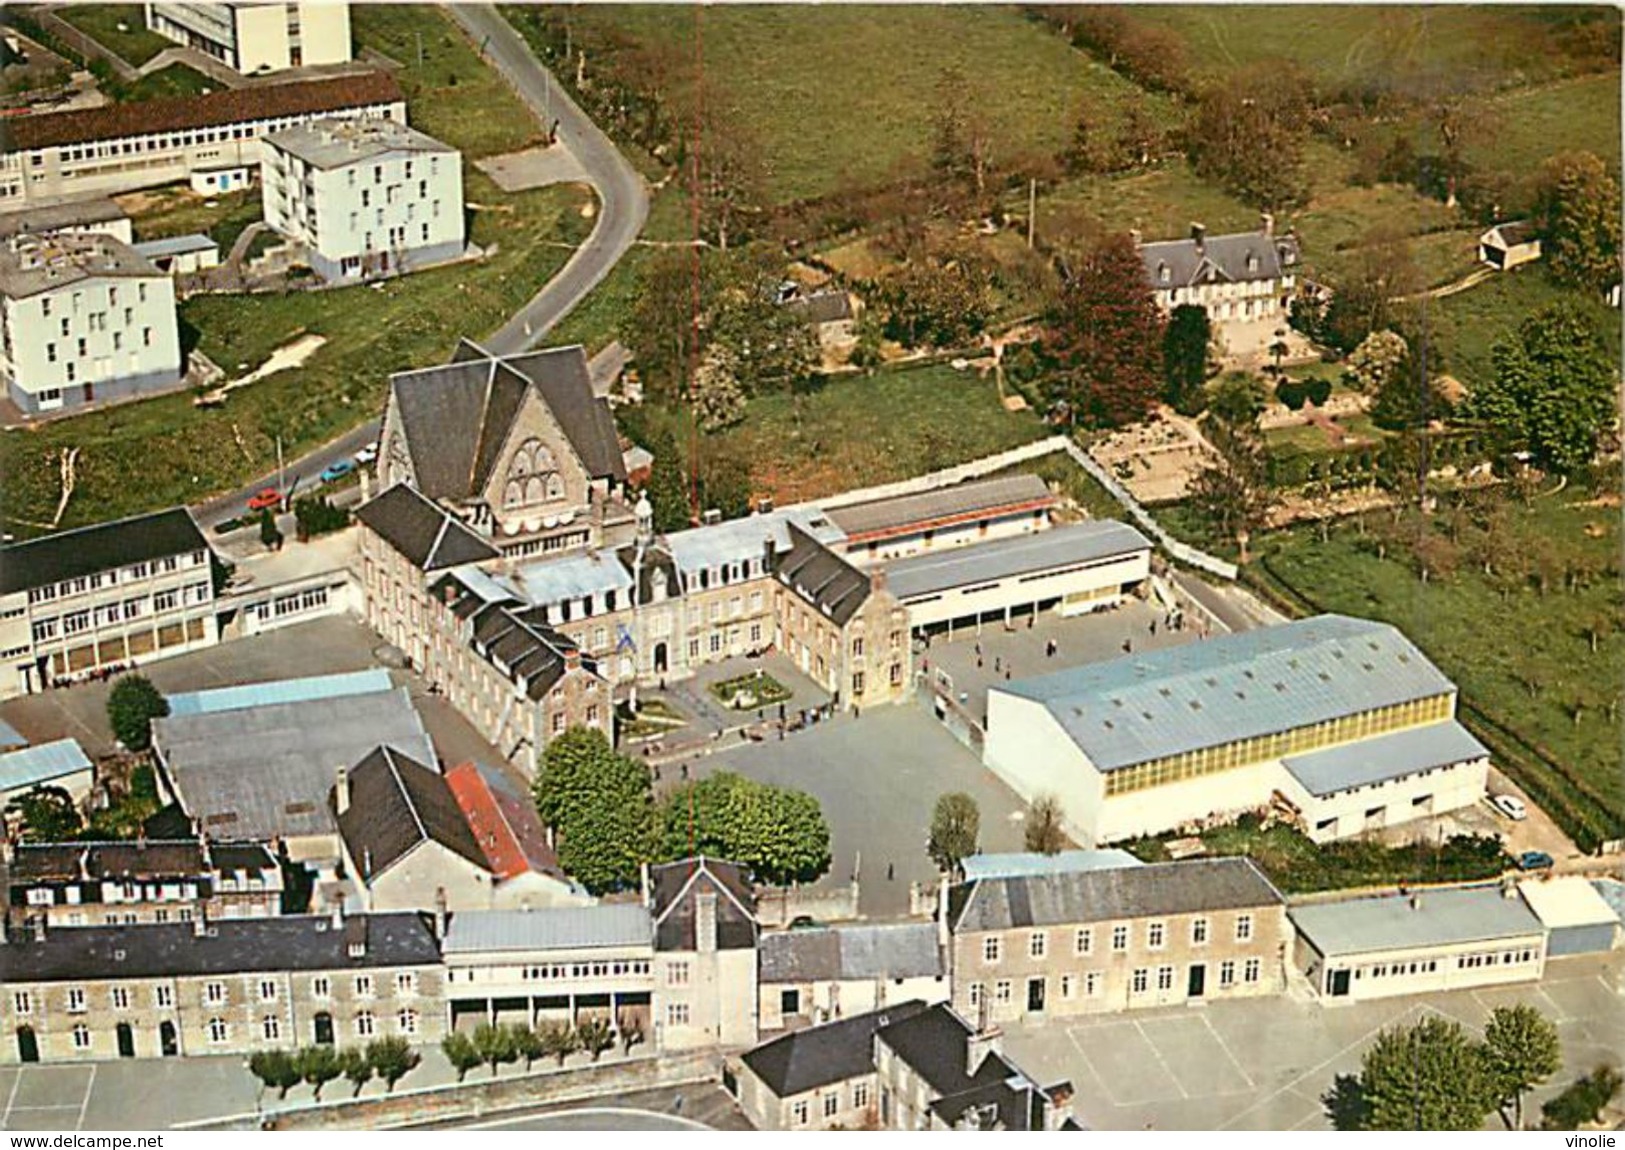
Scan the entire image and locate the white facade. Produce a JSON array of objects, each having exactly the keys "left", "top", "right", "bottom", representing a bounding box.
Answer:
[
  {"left": 1282, "top": 756, "right": 1489, "bottom": 844},
  {"left": 146, "top": 2, "right": 352, "bottom": 73},
  {"left": 758, "top": 971, "right": 949, "bottom": 1033},
  {"left": 261, "top": 119, "right": 465, "bottom": 281},
  {"left": 896, "top": 548, "right": 1149, "bottom": 632},
  {"left": 0, "top": 235, "right": 181, "bottom": 414}
]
